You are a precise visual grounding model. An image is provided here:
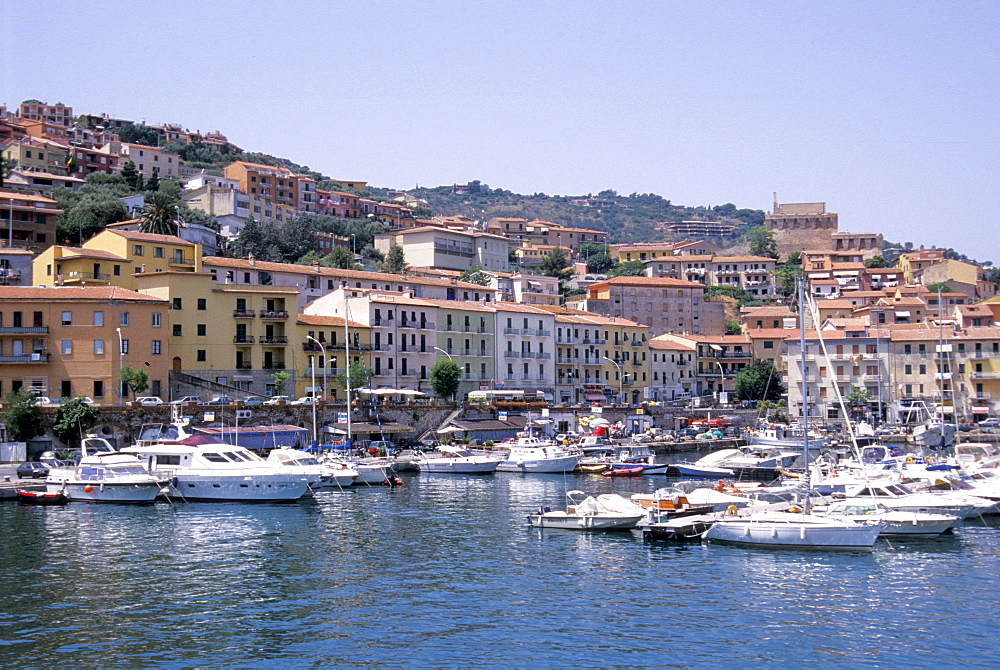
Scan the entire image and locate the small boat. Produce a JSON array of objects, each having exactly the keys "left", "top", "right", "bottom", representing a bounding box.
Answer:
[
  {"left": 630, "top": 487, "right": 714, "bottom": 519},
  {"left": 576, "top": 463, "right": 610, "bottom": 474},
  {"left": 416, "top": 446, "right": 501, "bottom": 474},
  {"left": 671, "top": 463, "right": 735, "bottom": 478},
  {"left": 602, "top": 466, "right": 645, "bottom": 477},
  {"left": 46, "top": 438, "right": 169, "bottom": 504},
  {"left": 527, "top": 491, "right": 647, "bottom": 531},
  {"left": 16, "top": 488, "right": 67, "bottom": 504},
  {"left": 496, "top": 436, "right": 582, "bottom": 474},
  {"left": 704, "top": 510, "right": 883, "bottom": 550}
]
